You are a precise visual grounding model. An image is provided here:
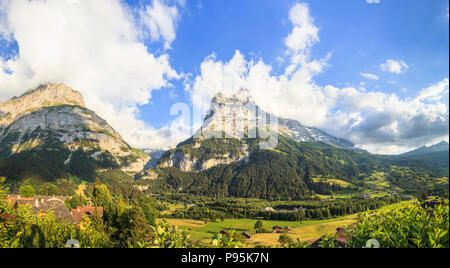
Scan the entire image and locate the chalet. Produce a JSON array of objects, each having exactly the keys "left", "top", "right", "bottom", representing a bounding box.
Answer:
[
  {"left": 362, "top": 193, "right": 371, "bottom": 199},
  {"left": 7, "top": 194, "right": 33, "bottom": 203},
  {"left": 272, "top": 226, "right": 283, "bottom": 233},
  {"left": 71, "top": 206, "right": 104, "bottom": 224},
  {"left": 311, "top": 227, "right": 351, "bottom": 248},
  {"left": 335, "top": 227, "right": 350, "bottom": 247},
  {"left": 284, "top": 226, "right": 292, "bottom": 232},
  {"left": 242, "top": 232, "right": 252, "bottom": 240},
  {"left": 219, "top": 229, "right": 229, "bottom": 235},
  {"left": 8, "top": 195, "right": 73, "bottom": 222}
]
